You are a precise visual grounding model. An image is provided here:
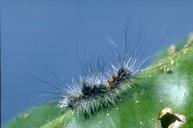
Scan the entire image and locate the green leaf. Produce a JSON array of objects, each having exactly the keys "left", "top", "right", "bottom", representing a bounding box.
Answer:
[
  {"left": 4, "top": 34, "right": 193, "bottom": 128},
  {"left": 3, "top": 103, "right": 74, "bottom": 128}
]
